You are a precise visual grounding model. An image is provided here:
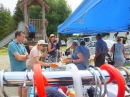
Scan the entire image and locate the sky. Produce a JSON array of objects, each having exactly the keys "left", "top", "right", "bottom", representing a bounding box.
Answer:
[{"left": 0, "top": 0, "right": 82, "bottom": 14}]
